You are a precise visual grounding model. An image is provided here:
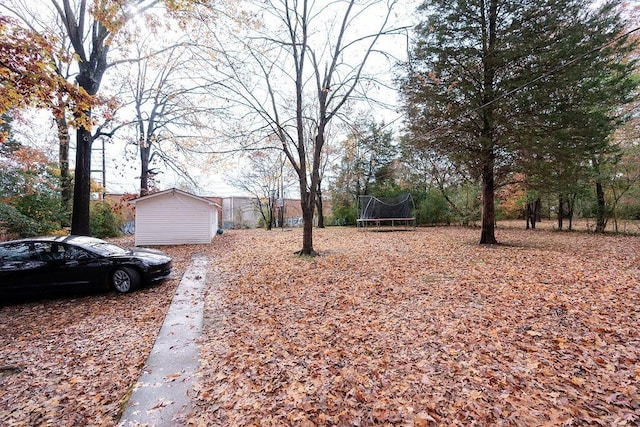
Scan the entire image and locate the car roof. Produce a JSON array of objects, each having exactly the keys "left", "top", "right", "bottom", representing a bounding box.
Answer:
[{"left": 0, "top": 235, "right": 107, "bottom": 246}]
